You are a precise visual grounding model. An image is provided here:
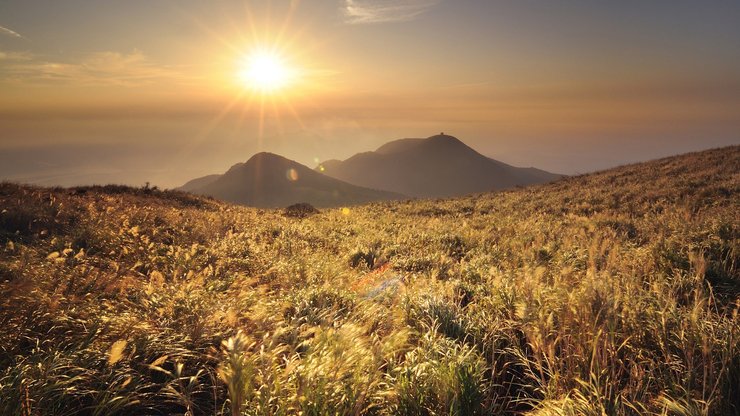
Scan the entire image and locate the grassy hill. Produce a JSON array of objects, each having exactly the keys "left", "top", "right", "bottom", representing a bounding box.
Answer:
[{"left": 1, "top": 146, "right": 738, "bottom": 415}]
